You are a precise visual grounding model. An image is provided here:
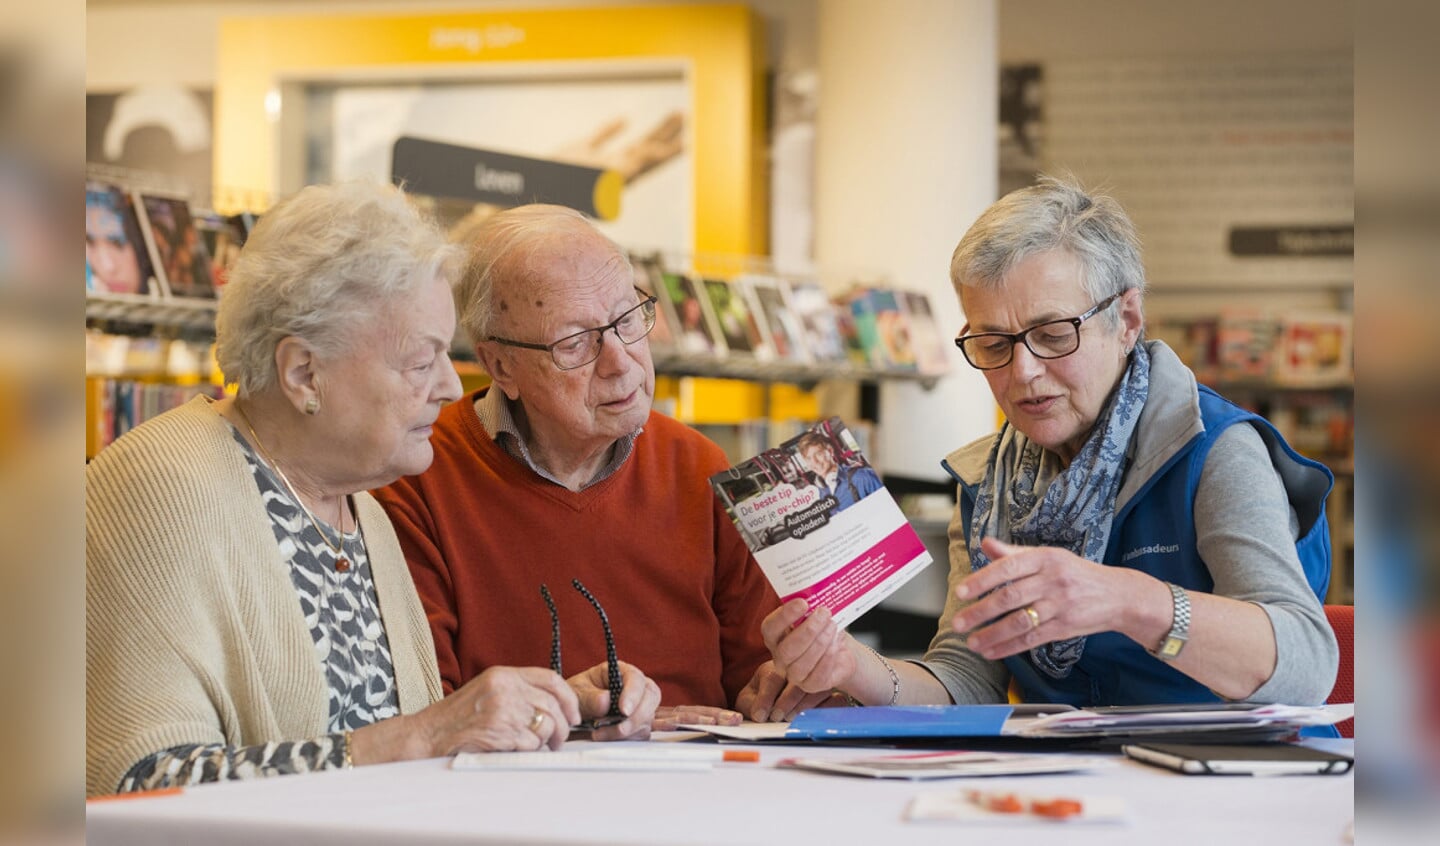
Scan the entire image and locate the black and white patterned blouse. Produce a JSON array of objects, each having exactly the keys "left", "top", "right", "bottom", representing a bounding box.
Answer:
[{"left": 118, "top": 425, "right": 400, "bottom": 791}]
